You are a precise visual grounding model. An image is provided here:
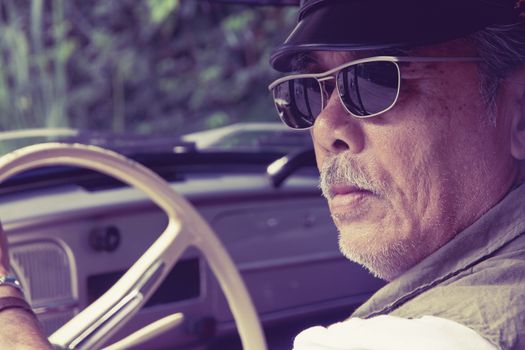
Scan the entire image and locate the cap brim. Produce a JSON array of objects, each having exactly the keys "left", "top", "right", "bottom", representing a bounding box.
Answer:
[{"left": 270, "top": 0, "right": 518, "bottom": 72}]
